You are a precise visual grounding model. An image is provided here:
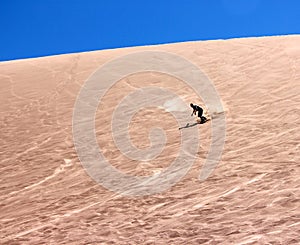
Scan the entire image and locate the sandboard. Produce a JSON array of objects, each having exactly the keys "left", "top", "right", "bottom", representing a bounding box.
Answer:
[
  {"left": 179, "top": 116, "right": 210, "bottom": 130},
  {"left": 197, "top": 116, "right": 210, "bottom": 124}
]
